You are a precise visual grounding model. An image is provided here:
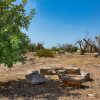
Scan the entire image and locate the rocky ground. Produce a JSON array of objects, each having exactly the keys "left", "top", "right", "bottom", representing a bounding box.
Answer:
[{"left": 0, "top": 52, "right": 100, "bottom": 100}]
